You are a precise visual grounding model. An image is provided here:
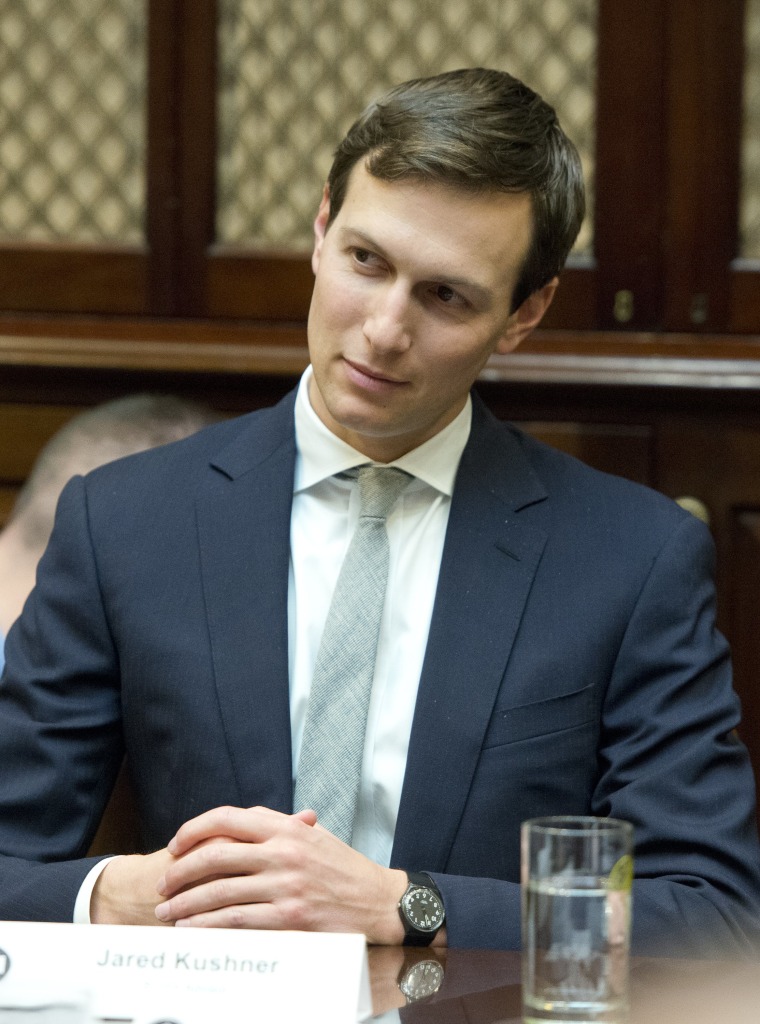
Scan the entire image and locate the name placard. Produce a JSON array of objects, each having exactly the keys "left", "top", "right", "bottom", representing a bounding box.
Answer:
[{"left": 0, "top": 921, "right": 370, "bottom": 1023}]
